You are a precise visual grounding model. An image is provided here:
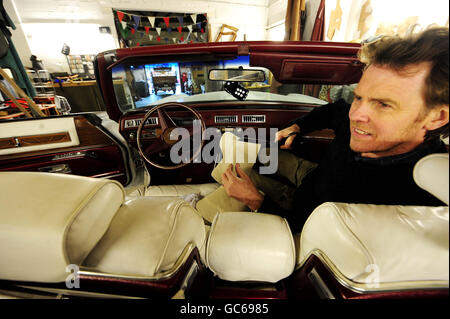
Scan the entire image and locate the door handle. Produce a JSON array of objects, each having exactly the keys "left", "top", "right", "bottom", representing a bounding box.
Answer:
[{"left": 38, "top": 164, "right": 72, "bottom": 174}]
